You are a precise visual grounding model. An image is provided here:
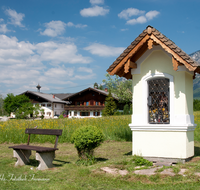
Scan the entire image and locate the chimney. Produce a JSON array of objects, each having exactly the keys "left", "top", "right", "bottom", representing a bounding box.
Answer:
[
  {"left": 105, "top": 88, "right": 108, "bottom": 92},
  {"left": 53, "top": 95, "right": 55, "bottom": 99},
  {"left": 36, "top": 84, "right": 41, "bottom": 92}
]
